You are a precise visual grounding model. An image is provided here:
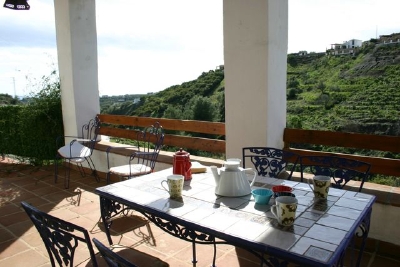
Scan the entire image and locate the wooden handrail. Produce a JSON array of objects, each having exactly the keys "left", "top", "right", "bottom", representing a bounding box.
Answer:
[
  {"left": 284, "top": 128, "right": 400, "bottom": 153},
  {"left": 283, "top": 128, "right": 400, "bottom": 177},
  {"left": 97, "top": 114, "right": 226, "bottom": 153}
]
